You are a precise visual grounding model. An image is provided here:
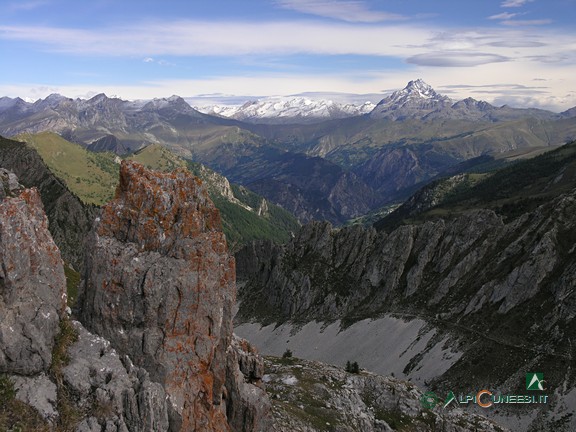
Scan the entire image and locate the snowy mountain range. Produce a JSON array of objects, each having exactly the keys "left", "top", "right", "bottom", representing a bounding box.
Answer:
[
  {"left": 3, "top": 79, "right": 572, "bottom": 129},
  {"left": 195, "top": 96, "right": 376, "bottom": 124}
]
